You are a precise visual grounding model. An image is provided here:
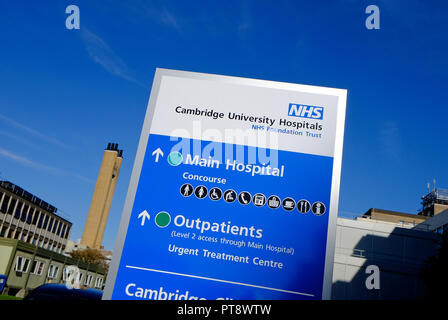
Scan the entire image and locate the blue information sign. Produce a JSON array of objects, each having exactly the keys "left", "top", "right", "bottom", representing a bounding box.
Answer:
[{"left": 104, "top": 69, "right": 347, "bottom": 300}]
